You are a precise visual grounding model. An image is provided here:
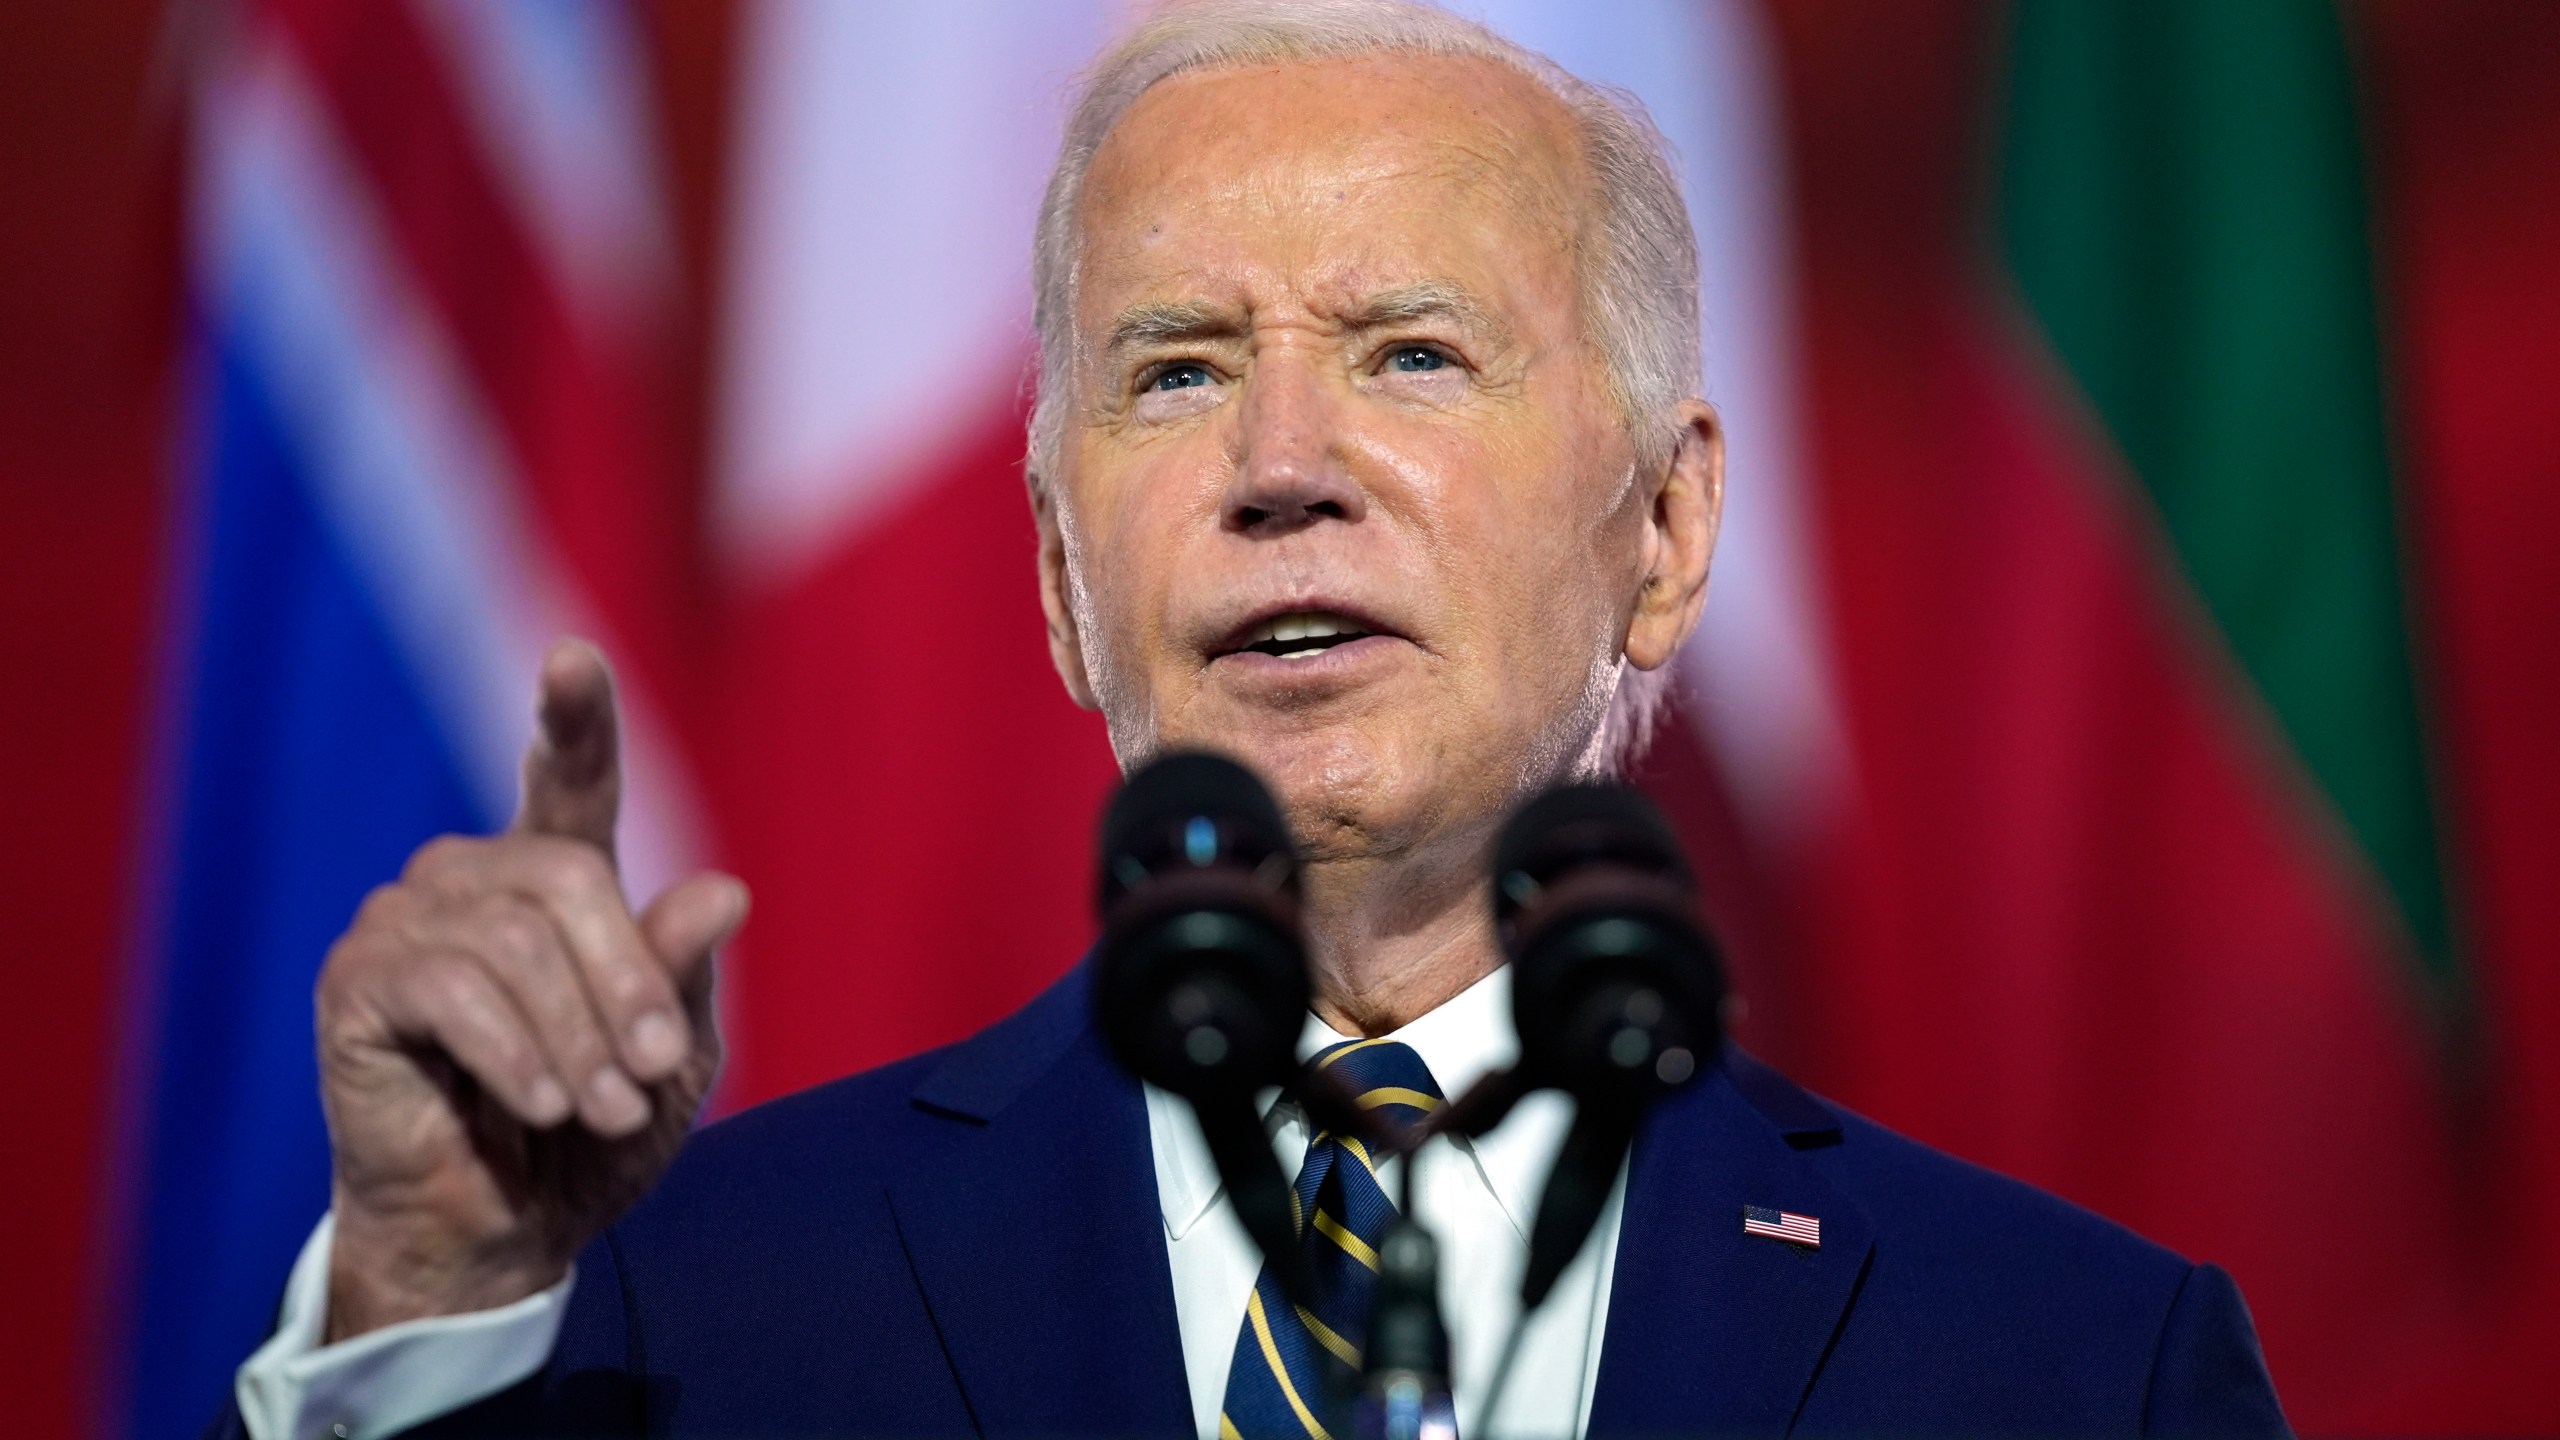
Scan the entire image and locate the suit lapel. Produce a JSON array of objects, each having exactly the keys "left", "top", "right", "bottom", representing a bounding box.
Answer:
[
  {"left": 1586, "top": 1052, "right": 1875, "bottom": 1437},
  {"left": 885, "top": 965, "right": 1193, "bottom": 1437}
]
